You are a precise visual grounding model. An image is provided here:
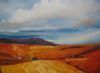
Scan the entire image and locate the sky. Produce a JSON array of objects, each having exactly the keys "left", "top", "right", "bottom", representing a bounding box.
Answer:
[{"left": 0, "top": 0, "right": 100, "bottom": 44}]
